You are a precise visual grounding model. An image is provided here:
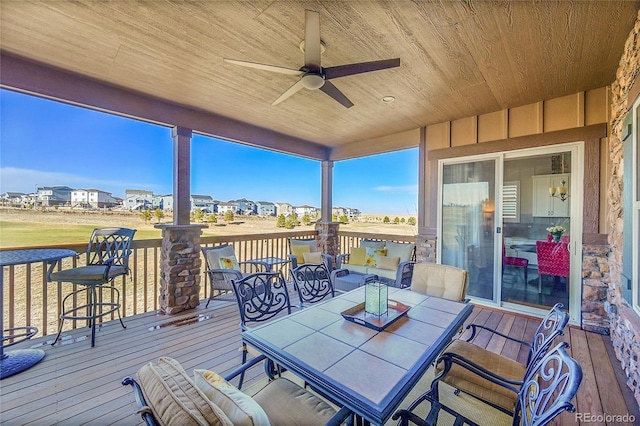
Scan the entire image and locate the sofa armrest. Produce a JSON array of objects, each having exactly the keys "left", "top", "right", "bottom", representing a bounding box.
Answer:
[
  {"left": 289, "top": 254, "right": 299, "bottom": 269},
  {"left": 336, "top": 253, "right": 349, "bottom": 269},
  {"left": 394, "top": 261, "right": 415, "bottom": 288}
]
